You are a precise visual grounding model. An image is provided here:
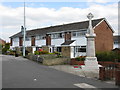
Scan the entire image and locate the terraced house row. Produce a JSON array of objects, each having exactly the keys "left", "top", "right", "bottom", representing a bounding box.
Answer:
[{"left": 10, "top": 18, "right": 114, "bottom": 58}]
